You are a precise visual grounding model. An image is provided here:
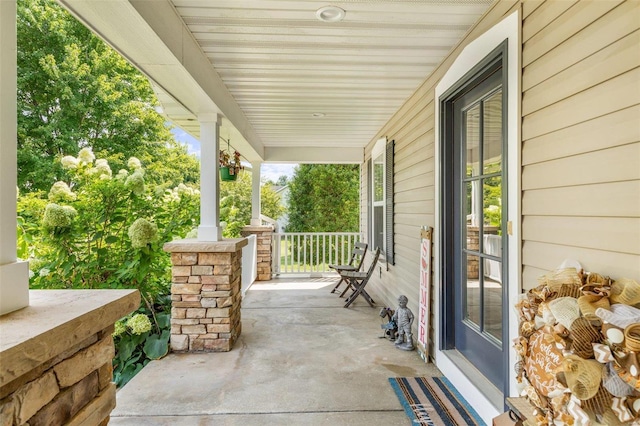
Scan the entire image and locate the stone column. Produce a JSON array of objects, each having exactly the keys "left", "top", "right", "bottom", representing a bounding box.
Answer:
[
  {"left": 241, "top": 226, "right": 273, "bottom": 281},
  {"left": 0, "top": 0, "right": 29, "bottom": 315},
  {"left": 250, "top": 161, "right": 261, "bottom": 226},
  {"left": 197, "top": 113, "right": 223, "bottom": 242},
  {"left": 164, "top": 239, "right": 247, "bottom": 352}
]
